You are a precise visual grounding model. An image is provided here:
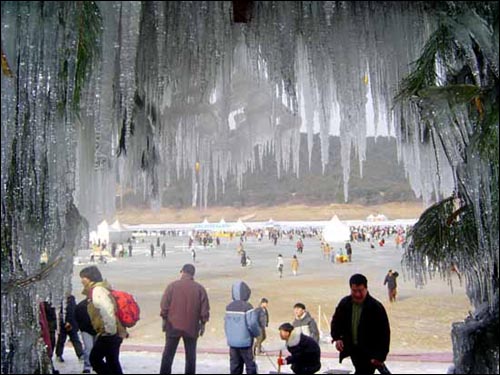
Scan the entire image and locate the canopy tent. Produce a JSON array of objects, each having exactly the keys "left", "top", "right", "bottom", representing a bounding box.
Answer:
[
  {"left": 95, "top": 219, "right": 132, "bottom": 244},
  {"left": 228, "top": 218, "right": 247, "bottom": 232},
  {"left": 322, "top": 215, "right": 351, "bottom": 243},
  {"left": 264, "top": 218, "right": 280, "bottom": 229}
]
